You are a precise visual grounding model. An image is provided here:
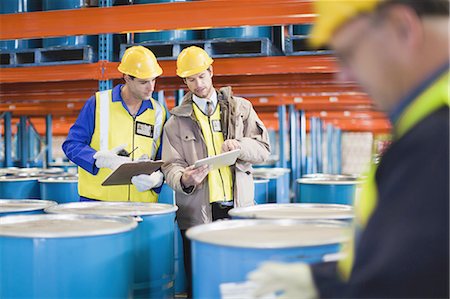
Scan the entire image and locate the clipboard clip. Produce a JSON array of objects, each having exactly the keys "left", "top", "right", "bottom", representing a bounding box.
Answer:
[{"left": 117, "top": 147, "right": 138, "bottom": 157}]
